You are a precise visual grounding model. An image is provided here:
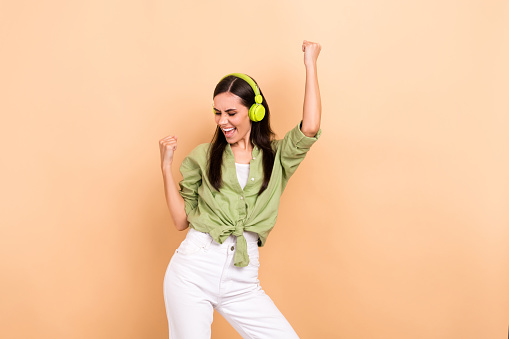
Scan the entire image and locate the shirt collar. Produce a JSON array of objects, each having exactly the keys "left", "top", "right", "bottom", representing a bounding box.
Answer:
[{"left": 225, "top": 144, "right": 261, "bottom": 158}]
